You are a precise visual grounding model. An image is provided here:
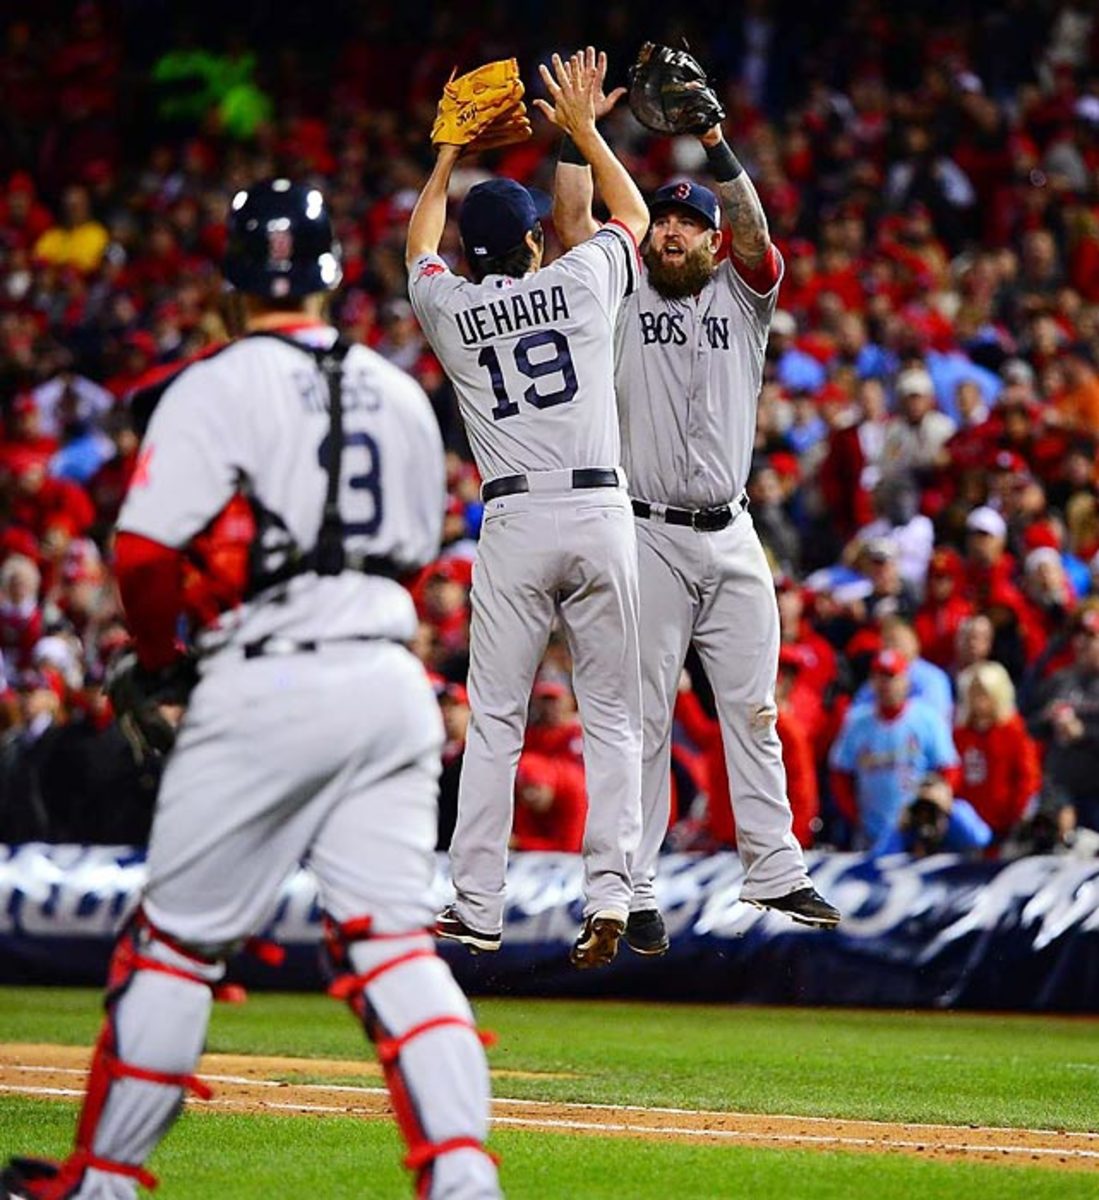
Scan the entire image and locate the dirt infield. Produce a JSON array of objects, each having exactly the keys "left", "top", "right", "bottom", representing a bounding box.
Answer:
[{"left": 3, "top": 1044, "right": 1097, "bottom": 1172}]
